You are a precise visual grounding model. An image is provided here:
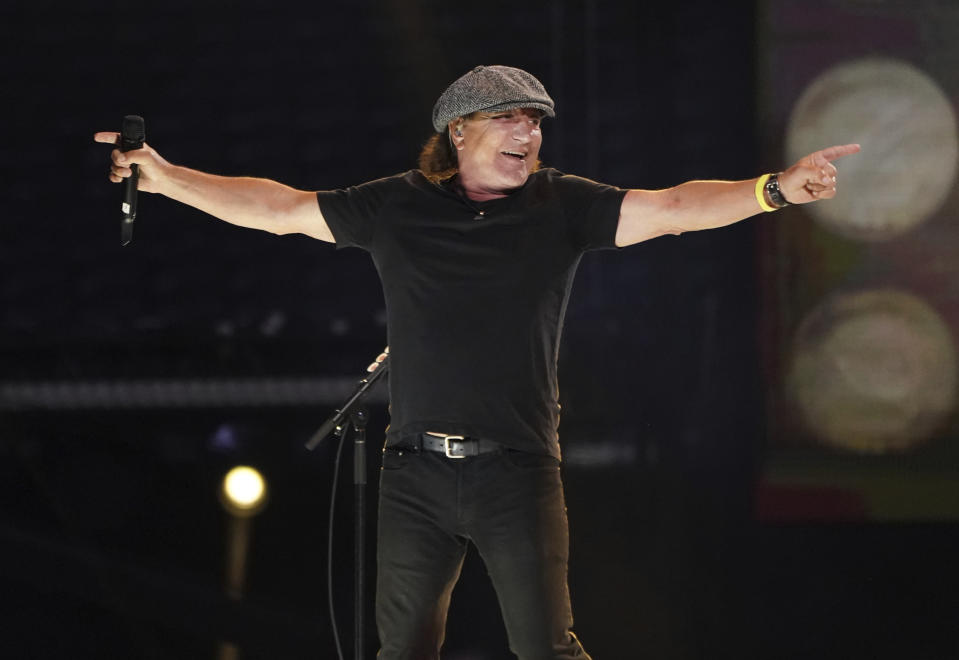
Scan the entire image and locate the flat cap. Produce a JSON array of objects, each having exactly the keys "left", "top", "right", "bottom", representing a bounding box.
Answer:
[{"left": 431, "top": 65, "right": 555, "bottom": 133}]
